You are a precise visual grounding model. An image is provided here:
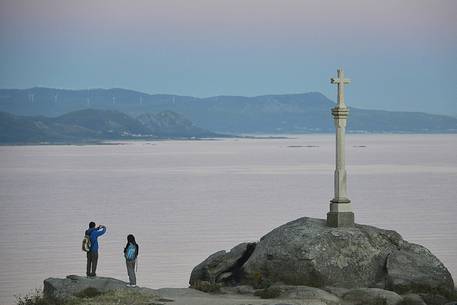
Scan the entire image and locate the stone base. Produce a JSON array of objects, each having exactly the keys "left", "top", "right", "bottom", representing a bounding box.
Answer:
[{"left": 327, "top": 211, "right": 354, "bottom": 227}]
